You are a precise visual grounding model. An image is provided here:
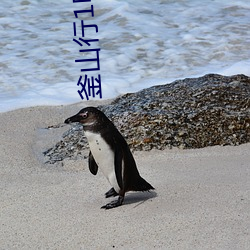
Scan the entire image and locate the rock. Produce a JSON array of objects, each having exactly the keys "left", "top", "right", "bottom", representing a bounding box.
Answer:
[{"left": 43, "top": 74, "right": 250, "bottom": 164}]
